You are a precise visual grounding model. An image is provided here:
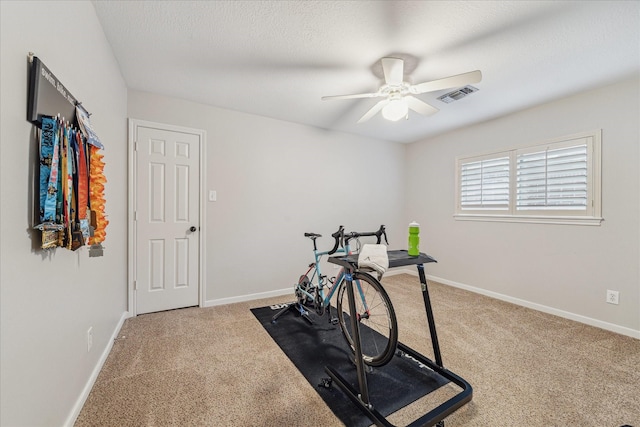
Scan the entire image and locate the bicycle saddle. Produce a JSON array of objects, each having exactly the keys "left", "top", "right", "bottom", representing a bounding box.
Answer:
[{"left": 304, "top": 232, "right": 322, "bottom": 239}]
